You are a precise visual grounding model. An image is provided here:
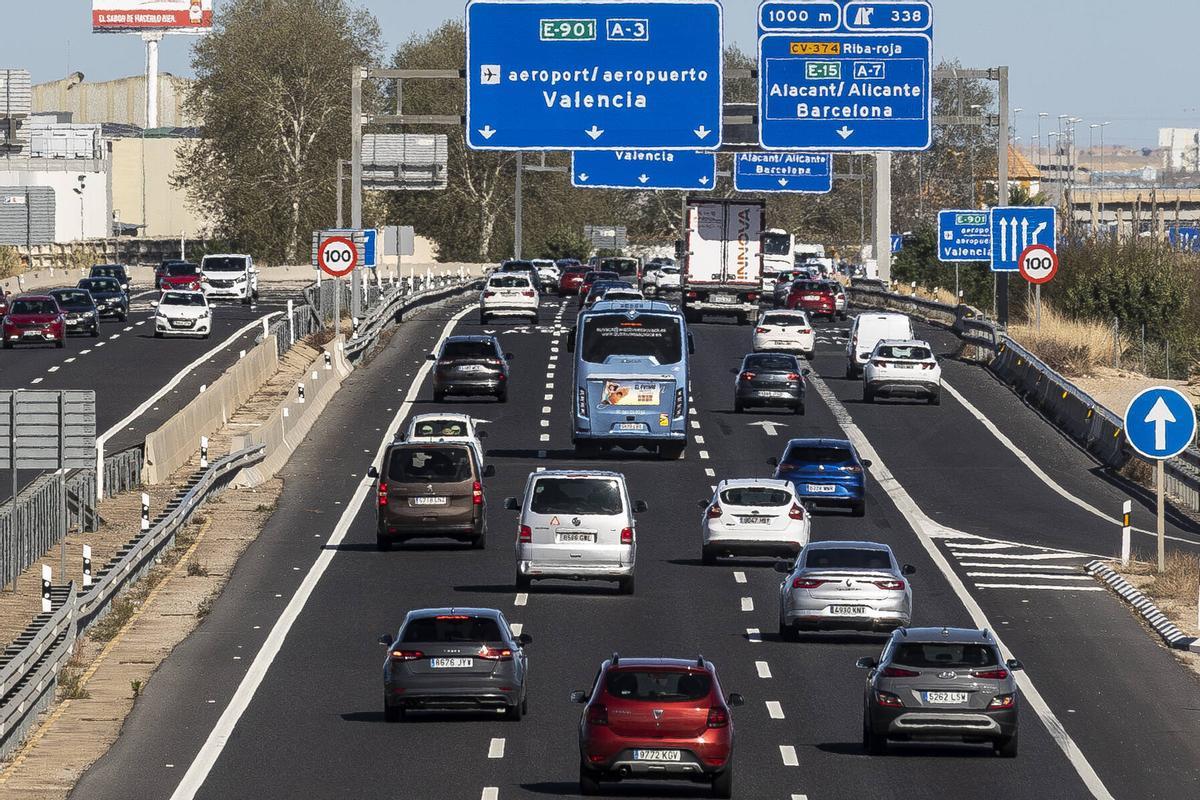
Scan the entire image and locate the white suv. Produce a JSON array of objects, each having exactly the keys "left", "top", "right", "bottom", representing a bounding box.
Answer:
[
  {"left": 200, "top": 254, "right": 258, "bottom": 304},
  {"left": 863, "top": 339, "right": 942, "bottom": 405},
  {"left": 506, "top": 470, "right": 647, "bottom": 594},
  {"left": 480, "top": 273, "right": 539, "bottom": 324}
]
